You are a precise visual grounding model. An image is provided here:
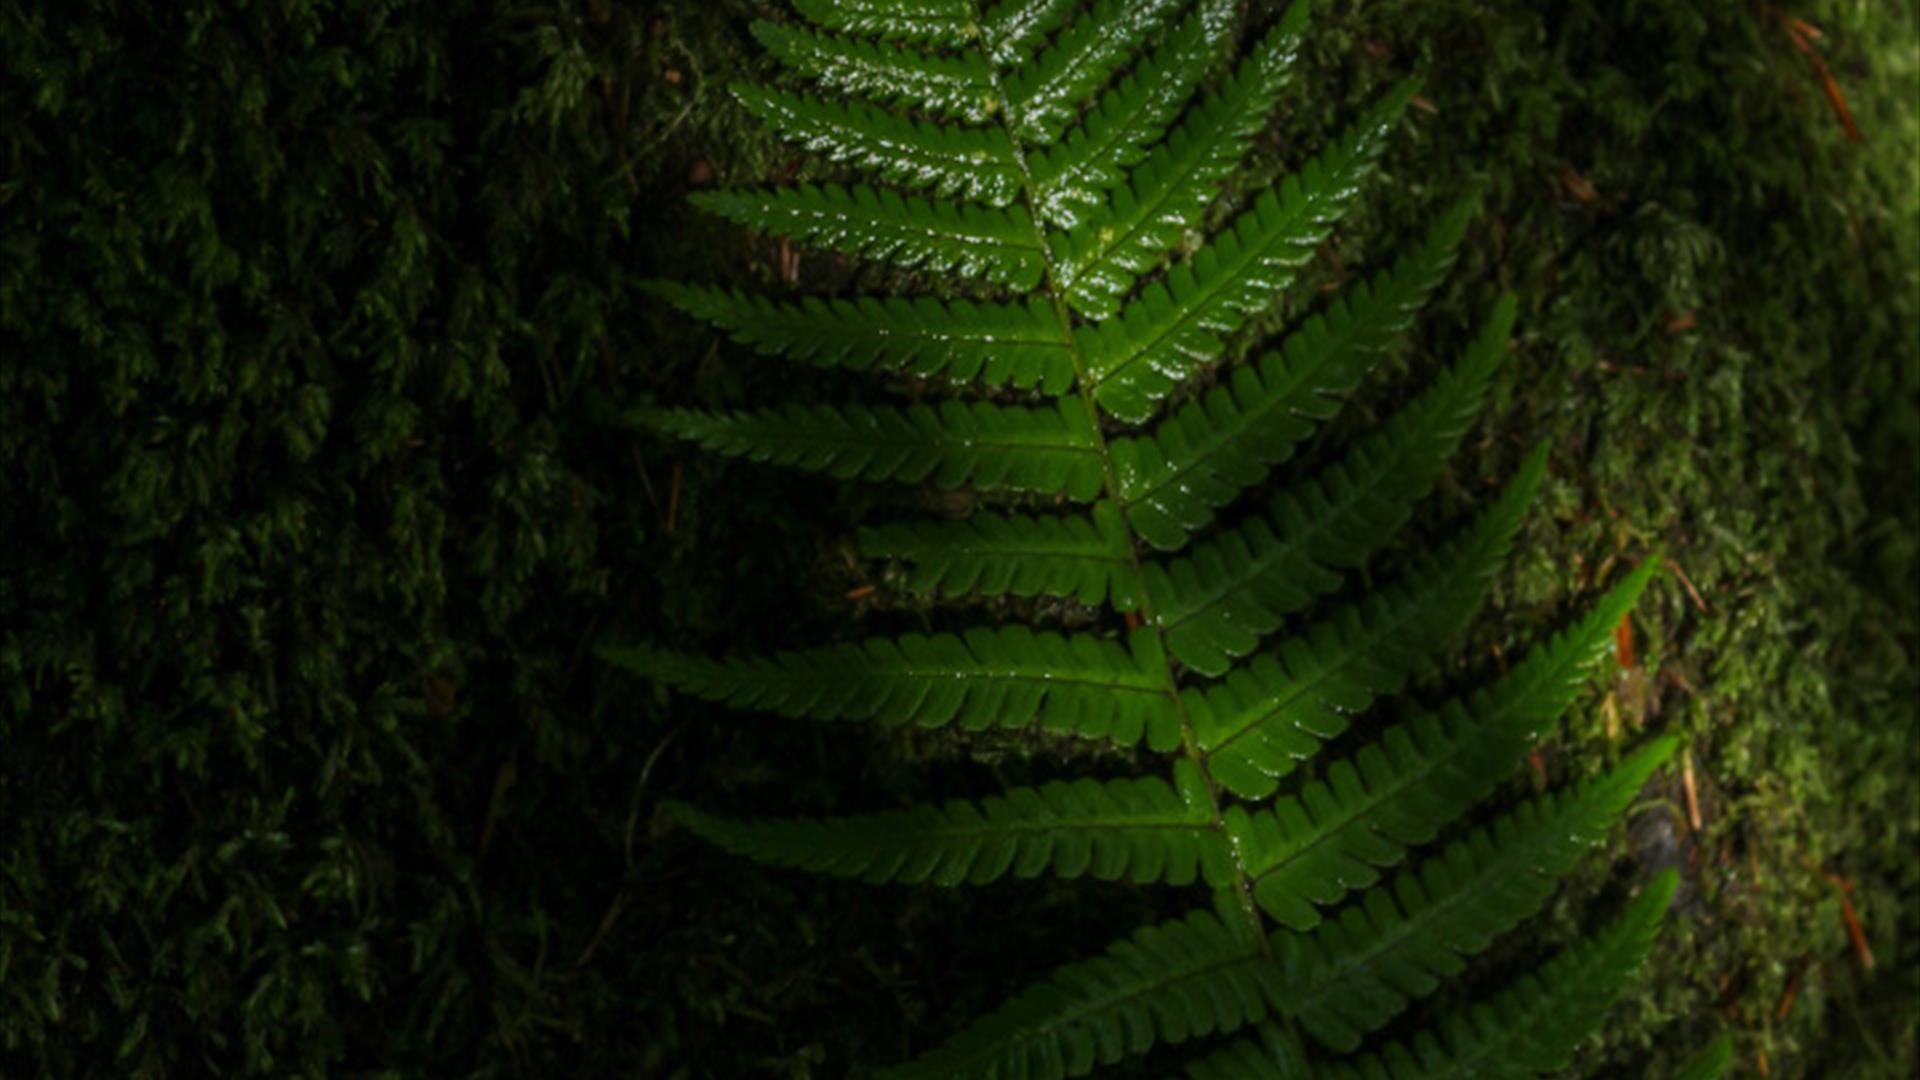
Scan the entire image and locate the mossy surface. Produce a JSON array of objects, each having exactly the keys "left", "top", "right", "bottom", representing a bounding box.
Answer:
[{"left": 1, "top": 1, "right": 1913, "bottom": 1077}]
